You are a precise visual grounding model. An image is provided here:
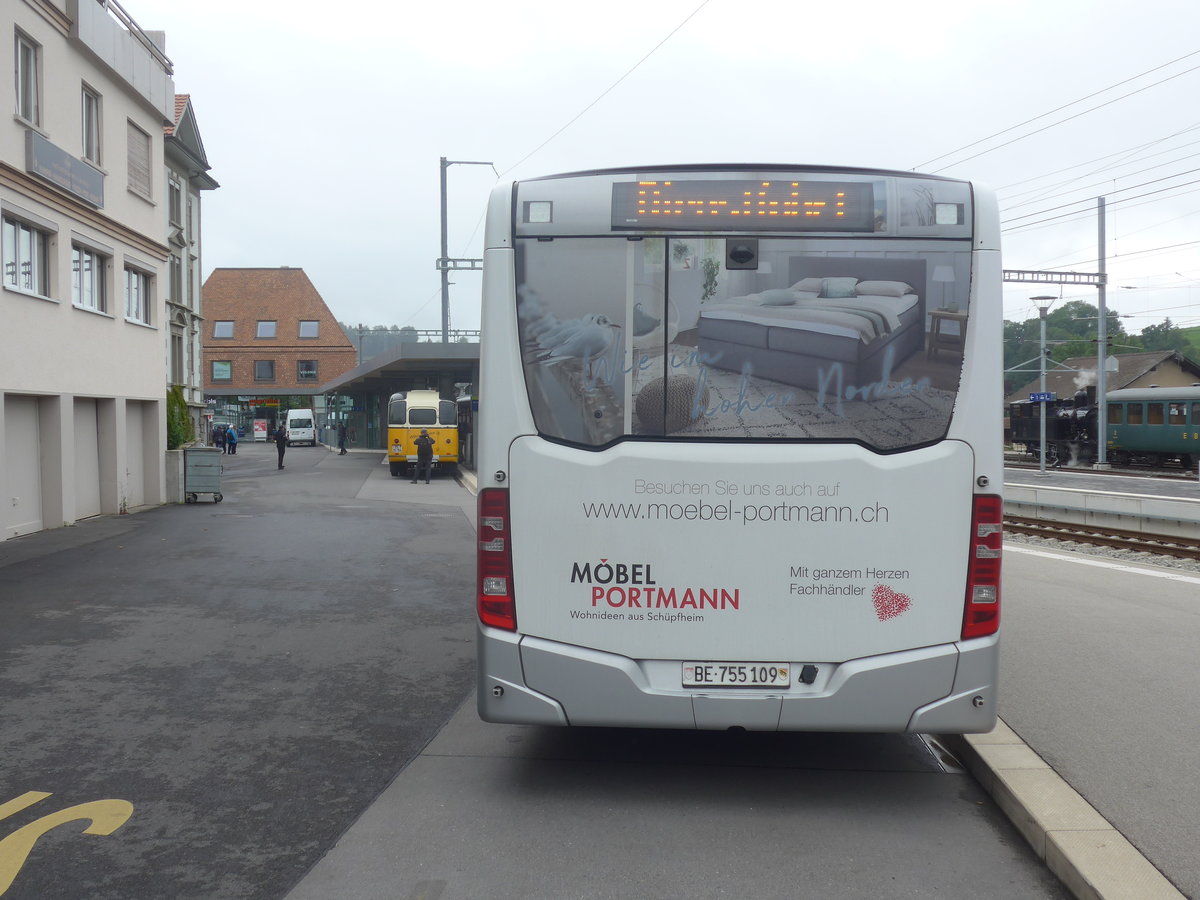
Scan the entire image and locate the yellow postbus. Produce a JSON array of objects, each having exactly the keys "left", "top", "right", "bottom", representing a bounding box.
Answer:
[{"left": 387, "top": 390, "right": 459, "bottom": 478}]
